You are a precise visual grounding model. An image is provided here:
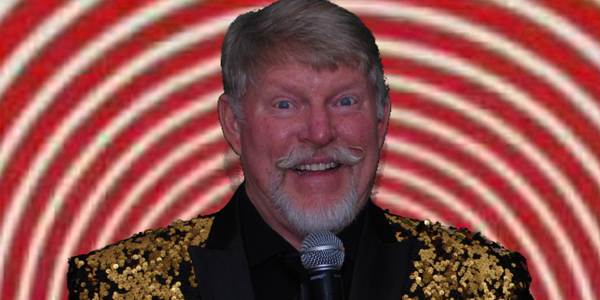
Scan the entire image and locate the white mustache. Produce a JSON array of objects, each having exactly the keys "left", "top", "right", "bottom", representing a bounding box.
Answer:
[{"left": 275, "top": 144, "right": 365, "bottom": 169}]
